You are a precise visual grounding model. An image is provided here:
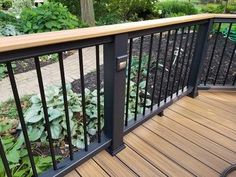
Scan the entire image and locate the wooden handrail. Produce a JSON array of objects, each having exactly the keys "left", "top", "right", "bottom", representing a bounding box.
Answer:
[{"left": 0, "top": 14, "right": 235, "bottom": 53}]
